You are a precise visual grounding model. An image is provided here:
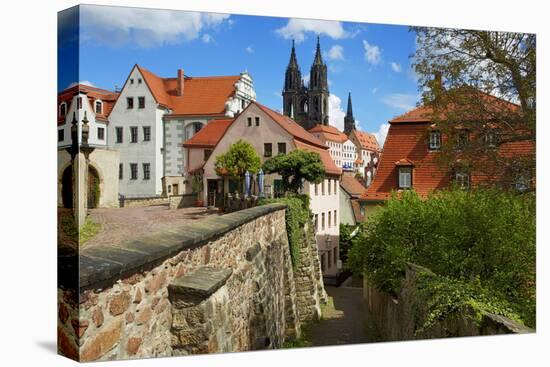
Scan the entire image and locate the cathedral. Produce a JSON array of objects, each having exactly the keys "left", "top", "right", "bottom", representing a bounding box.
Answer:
[{"left": 282, "top": 36, "right": 357, "bottom": 133}]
